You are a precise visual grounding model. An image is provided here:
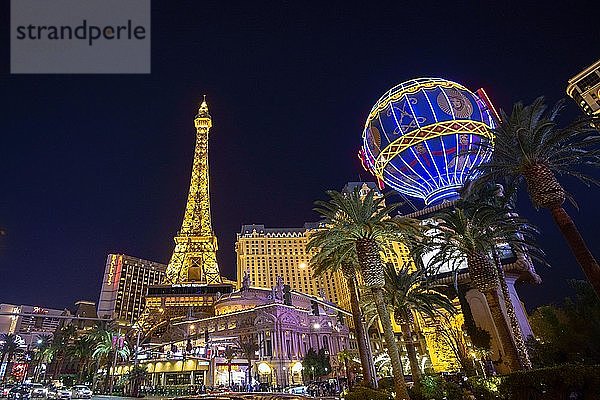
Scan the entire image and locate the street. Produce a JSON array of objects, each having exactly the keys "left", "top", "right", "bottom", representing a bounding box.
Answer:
[{"left": 92, "top": 395, "right": 339, "bottom": 400}]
